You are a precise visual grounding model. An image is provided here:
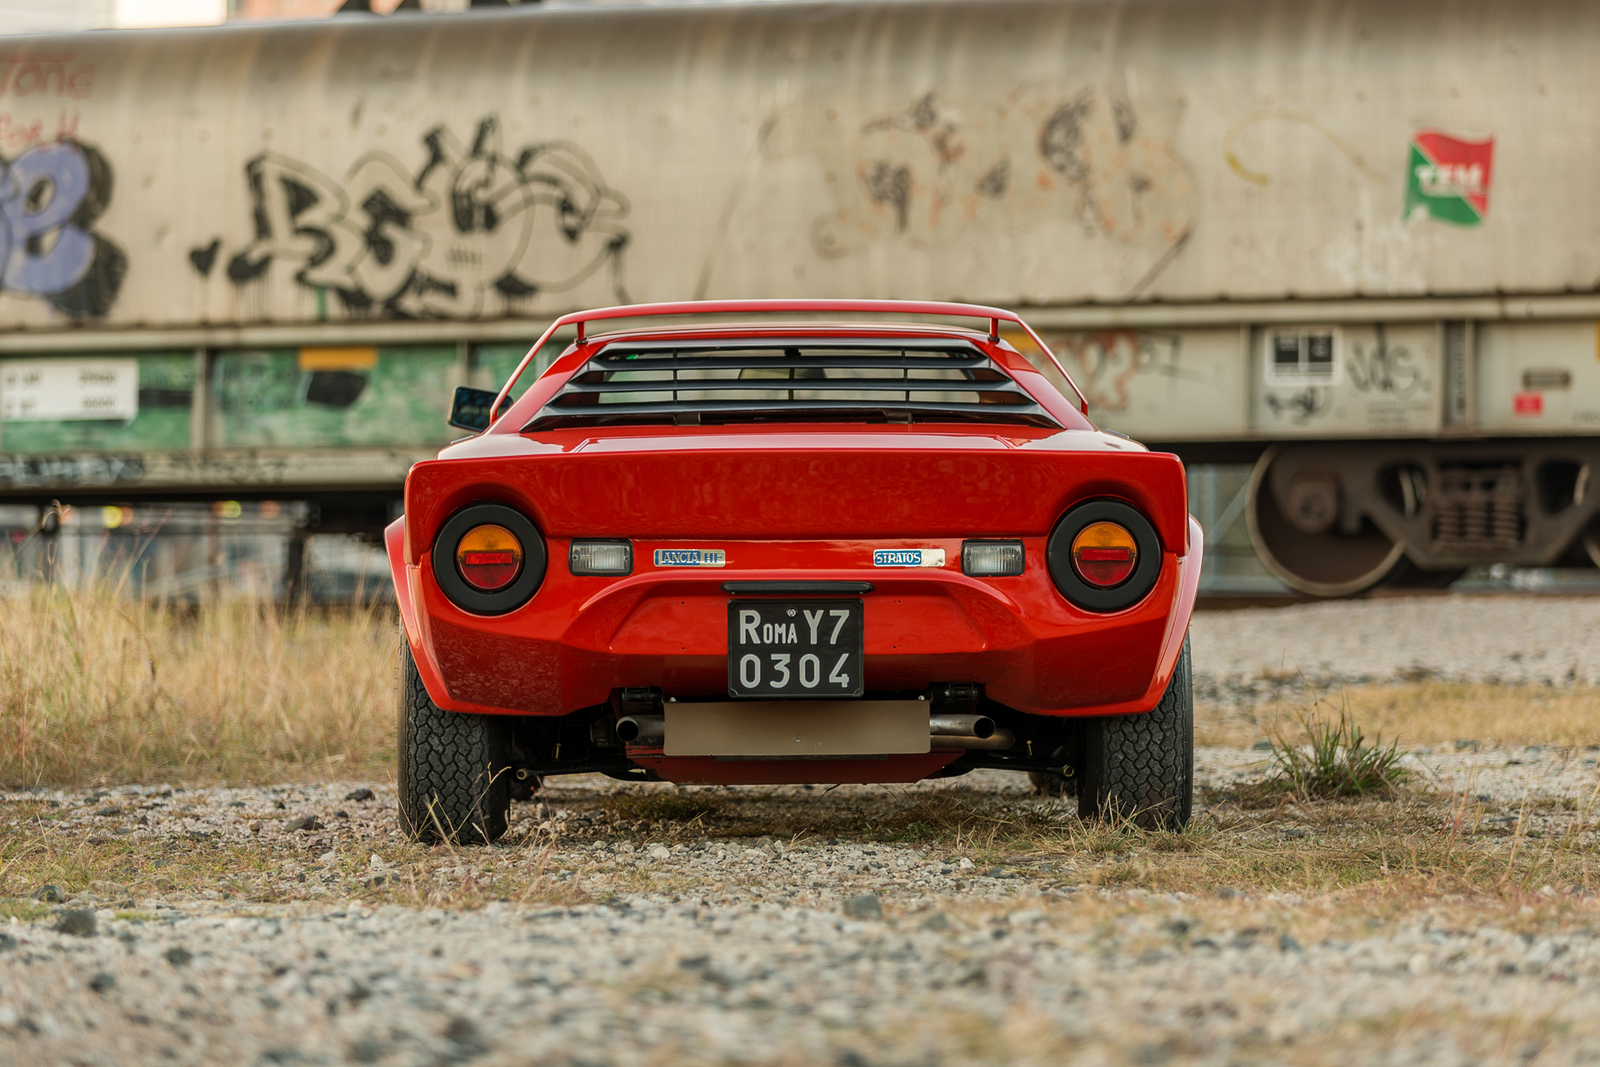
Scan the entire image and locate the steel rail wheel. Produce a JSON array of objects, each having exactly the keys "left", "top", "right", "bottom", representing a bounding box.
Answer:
[{"left": 1246, "top": 446, "right": 1405, "bottom": 598}]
